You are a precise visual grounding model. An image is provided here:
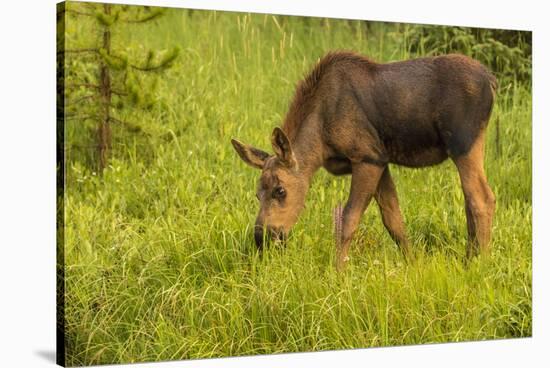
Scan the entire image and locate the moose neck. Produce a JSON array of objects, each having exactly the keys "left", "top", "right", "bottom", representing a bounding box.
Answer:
[{"left": 289, "top": 119, "right": 323, "bottom": 185}]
